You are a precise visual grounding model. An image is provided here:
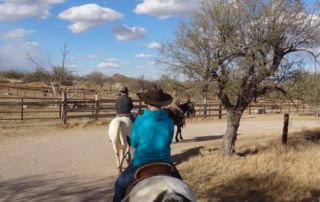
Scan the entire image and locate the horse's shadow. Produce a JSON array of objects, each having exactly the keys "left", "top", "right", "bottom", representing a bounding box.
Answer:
[{"left": 173, "top": 147, "right": 204, "bottom": 165}]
